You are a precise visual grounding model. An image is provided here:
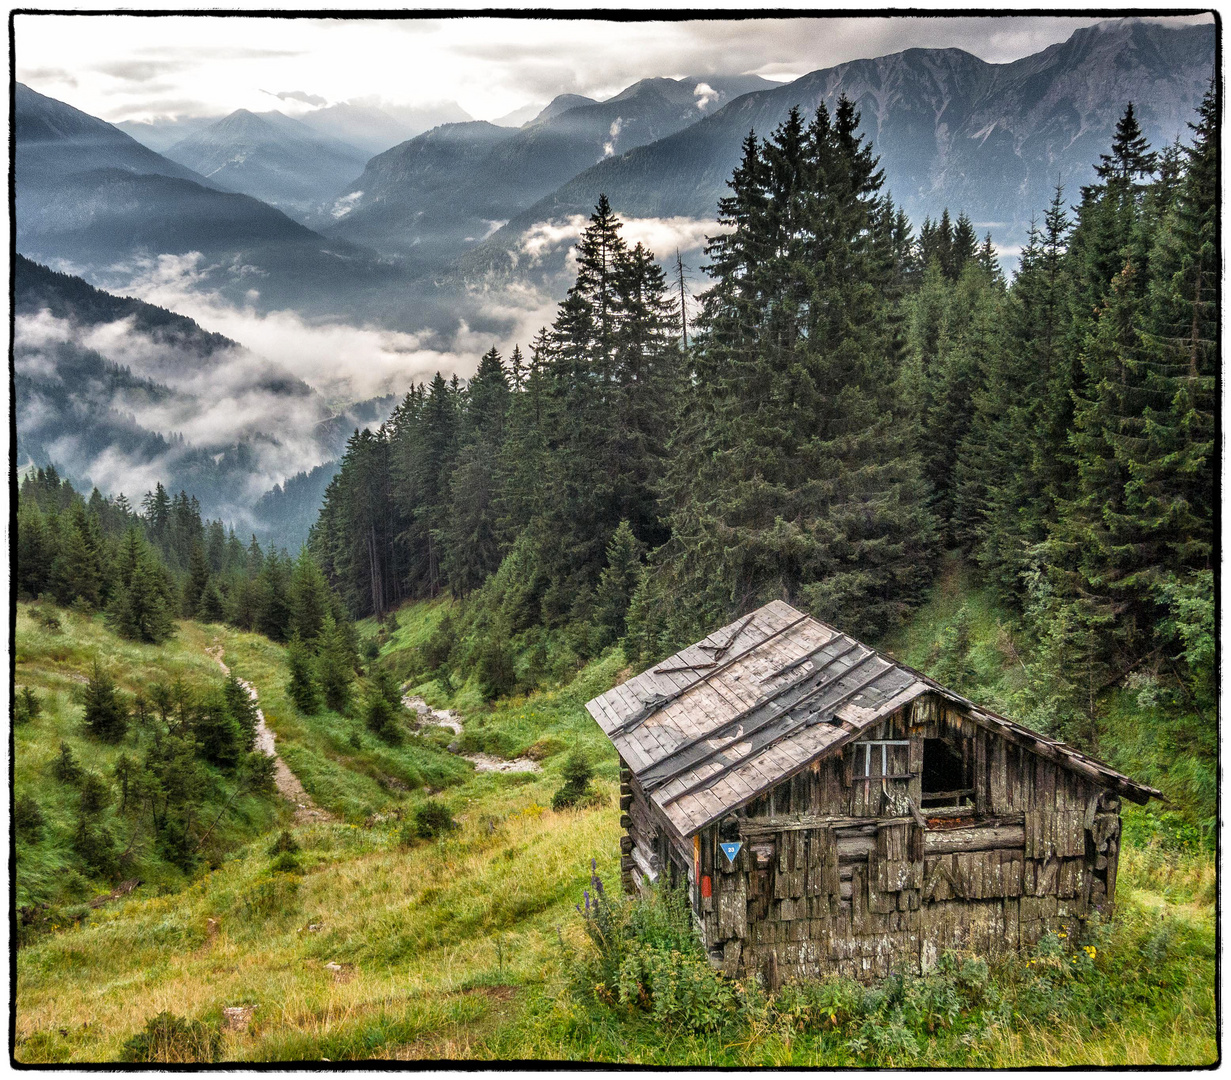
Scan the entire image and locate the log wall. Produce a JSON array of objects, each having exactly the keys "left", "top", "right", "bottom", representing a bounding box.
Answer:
[{"left": 620, "top": 692, "right": 1124, "bottom": 983}]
